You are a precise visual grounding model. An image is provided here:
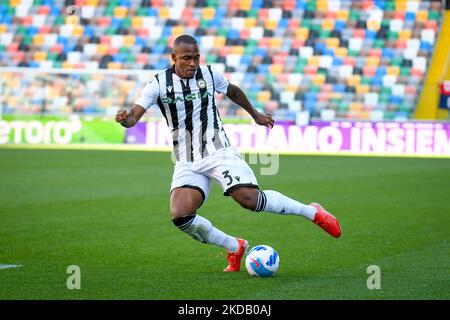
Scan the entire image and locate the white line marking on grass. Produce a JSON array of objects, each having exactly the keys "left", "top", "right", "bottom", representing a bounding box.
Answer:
[{"left": 0, "top": 264, "right": 22, "bottom": 270}]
